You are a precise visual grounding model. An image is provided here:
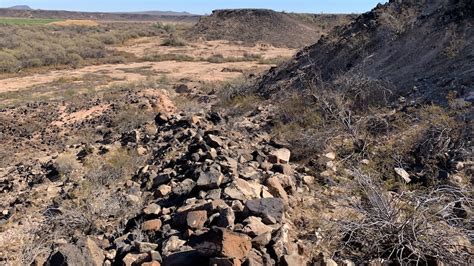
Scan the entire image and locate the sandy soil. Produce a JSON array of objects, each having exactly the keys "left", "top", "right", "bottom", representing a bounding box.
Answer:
[
  {"left": 116, "top": 36, "right": 297, "bottom": 58},
  {"left": 0, "top": 37, "right": 295, "bottom": 94}
]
